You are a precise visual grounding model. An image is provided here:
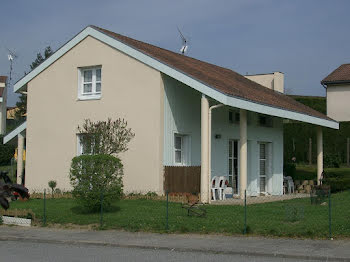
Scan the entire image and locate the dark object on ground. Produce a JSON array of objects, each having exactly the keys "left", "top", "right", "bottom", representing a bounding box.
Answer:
[
  {"left": 181, "top": 194, "right": 206, "bottom": 217},
  {"left": 310, "top": 185, "right": 330, "bottom": 205},
  {"left": 0, "top": 171, "right": 30, "bottom": 210}
]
